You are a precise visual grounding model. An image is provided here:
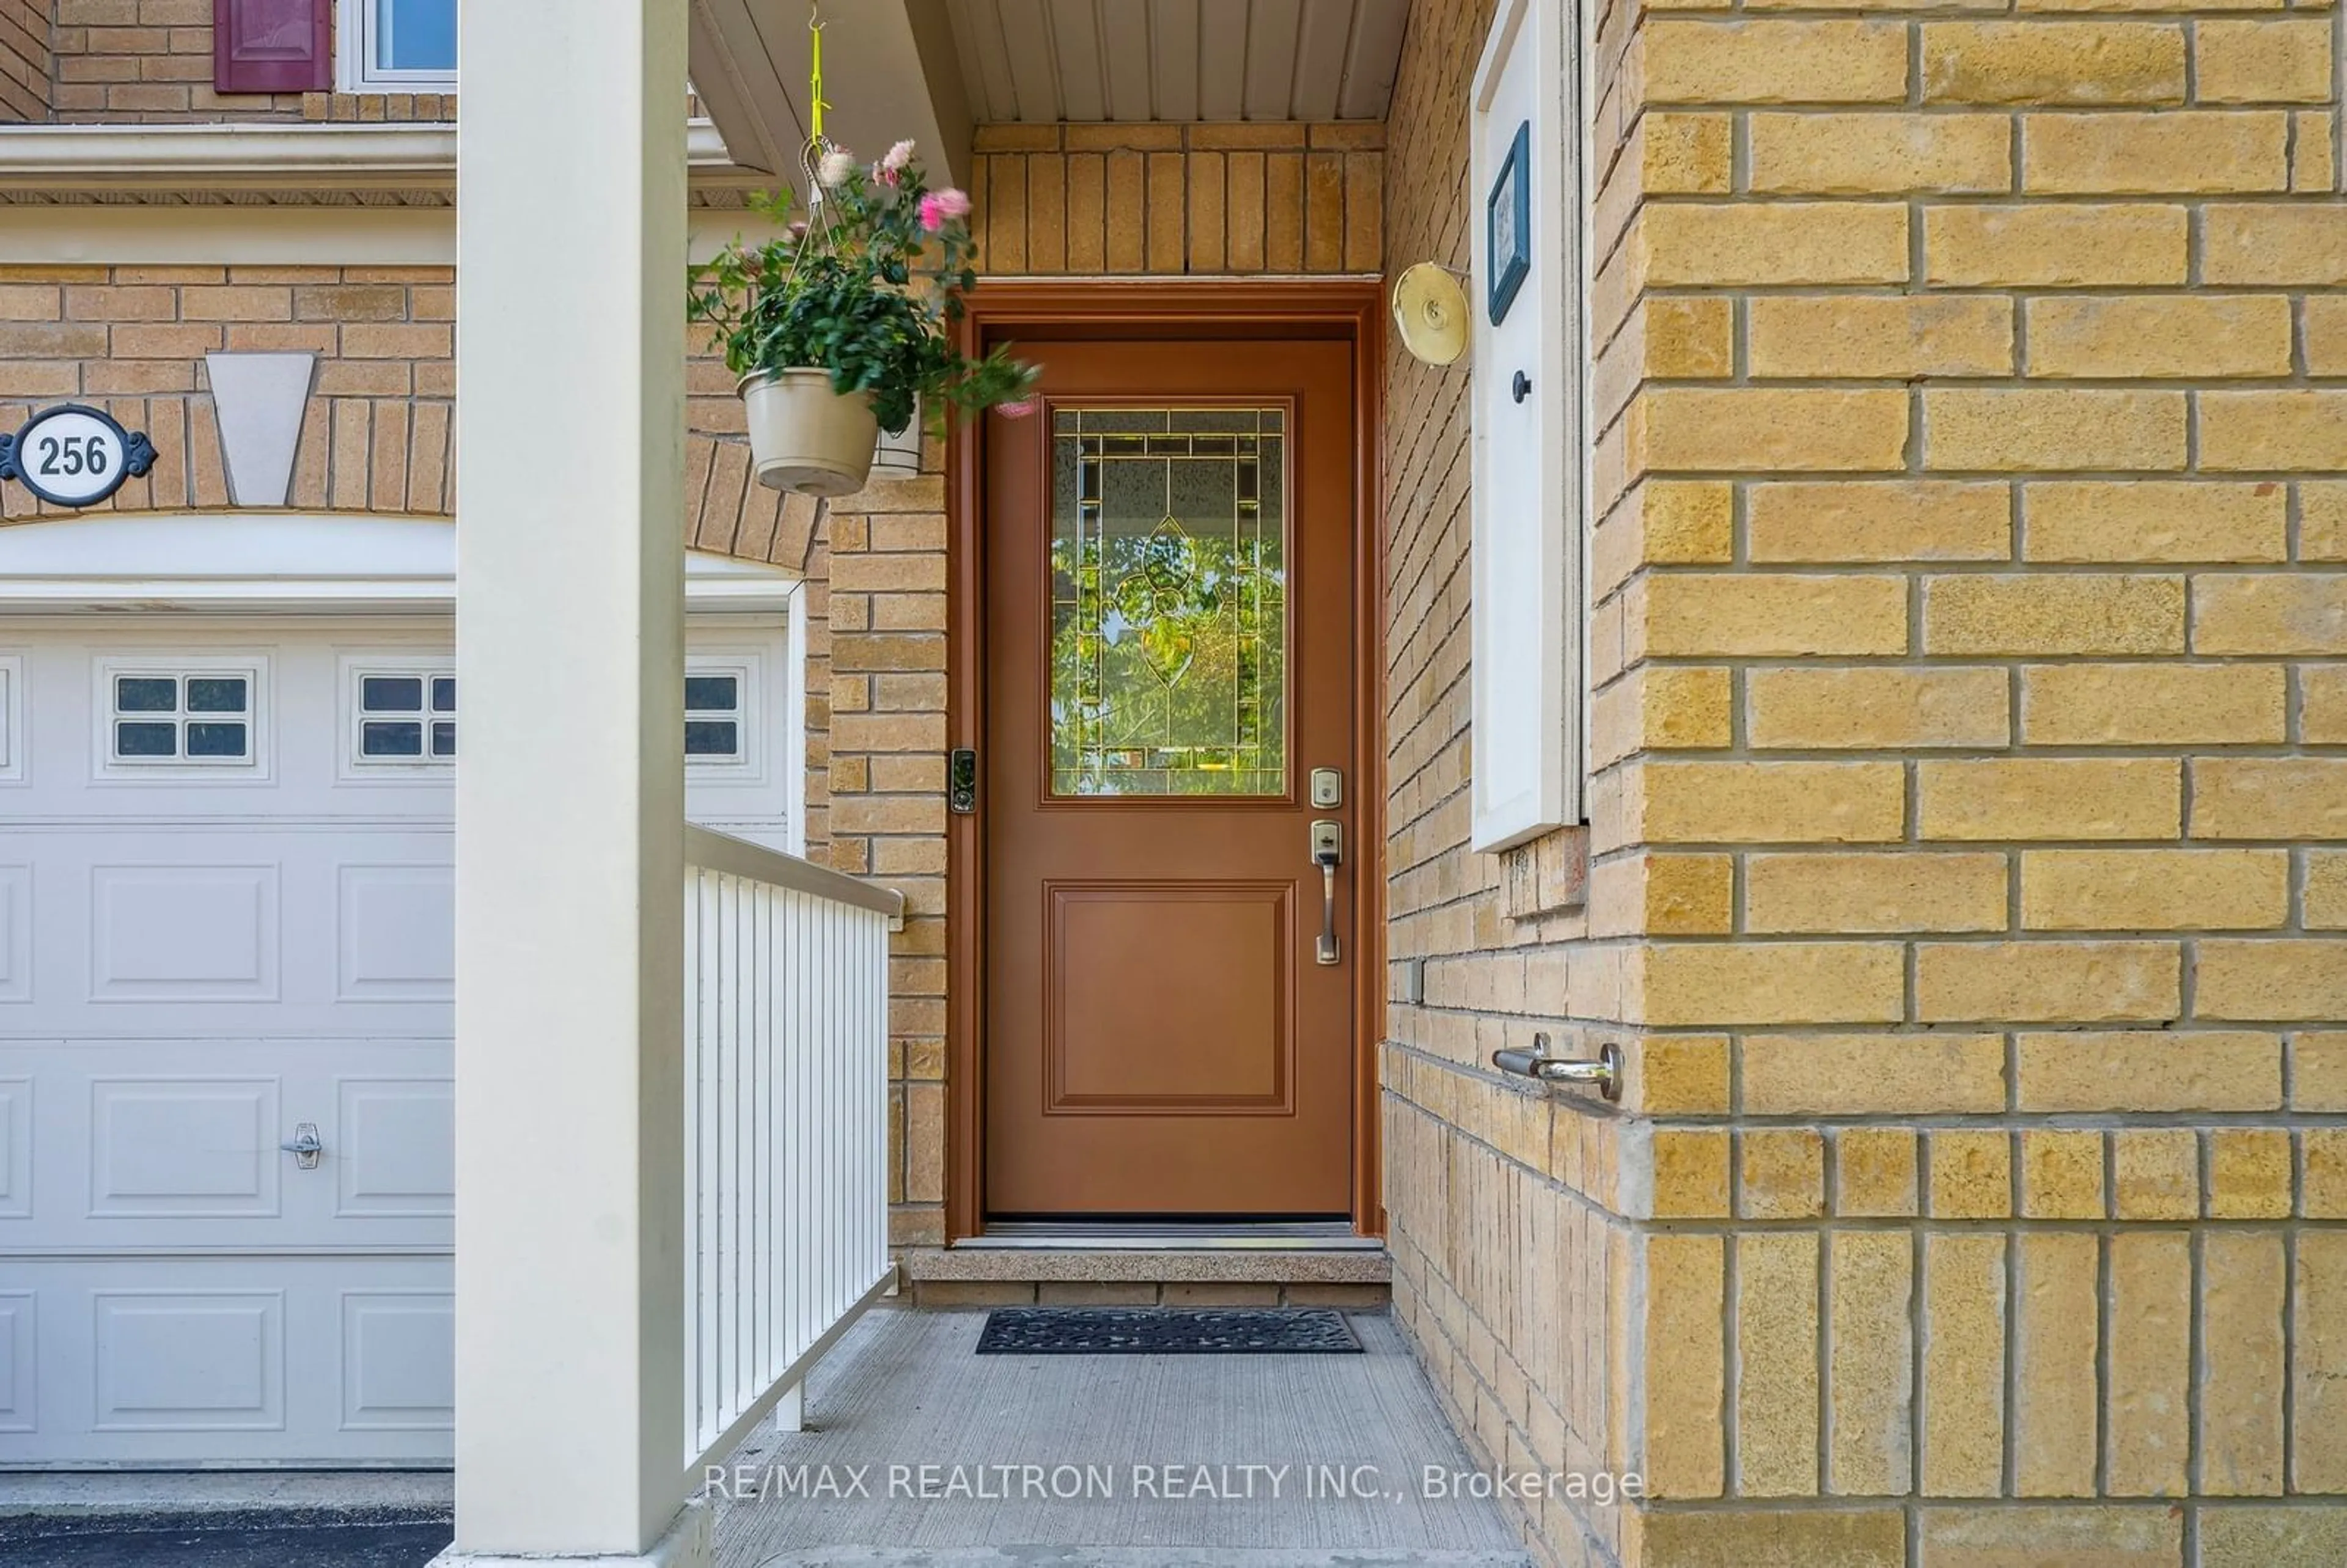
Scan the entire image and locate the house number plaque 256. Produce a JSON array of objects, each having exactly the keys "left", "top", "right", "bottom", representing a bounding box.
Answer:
[{"left": 0, "top": 403, "right": 157, "bottom": 509}]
